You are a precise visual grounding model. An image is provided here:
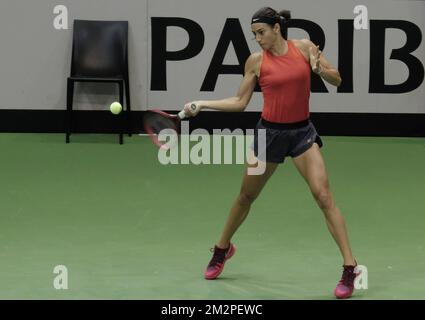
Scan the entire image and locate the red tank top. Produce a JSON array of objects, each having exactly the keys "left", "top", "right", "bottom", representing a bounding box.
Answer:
[{"left": 259, "top": 40, "right": 311, "bottom": 123}]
